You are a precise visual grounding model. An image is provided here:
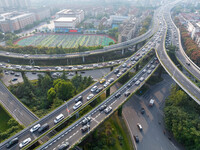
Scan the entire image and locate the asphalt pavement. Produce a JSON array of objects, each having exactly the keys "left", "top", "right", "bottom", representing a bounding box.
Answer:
[{"left": 123, "top": 74, "right": 185, "bottom": 150}]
